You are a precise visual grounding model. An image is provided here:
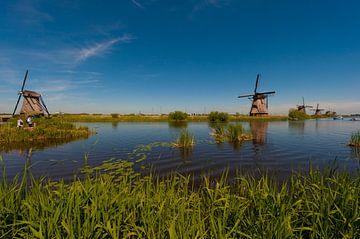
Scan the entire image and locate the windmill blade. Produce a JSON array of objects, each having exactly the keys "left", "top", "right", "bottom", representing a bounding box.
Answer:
[
  {"left": 266, "top": 95, "right": 269, "bottom": 109},
  {"left": 316, "top": 104, "right": 319, "bottom": 111},
  {"left": 21, "top": 70, "right": 29, "bottom": 92},
  {"left": 238, "top": 94, "right": 254, "bottom": 98},
  {"left": 12, "top": 95, "right": 22, "bottom": 115},
  {"left": 258, "top": 91, "right": 275, "bottom": 95},
  {"left": 254, "top": 74, "right": 260, "bottom": 93},
  {"left": 40, "top": 96, "right": 50, "bottom": 116},
  {"left": 302, "top": 97, "right": 305, "bottom": 106}
]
